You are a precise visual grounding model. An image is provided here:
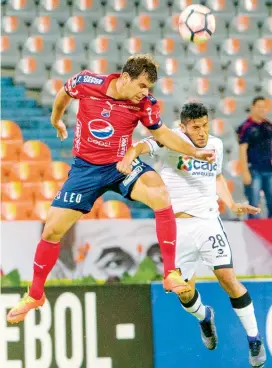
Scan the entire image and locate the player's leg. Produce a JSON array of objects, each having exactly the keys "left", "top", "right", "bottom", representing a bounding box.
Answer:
[
  {"left": 244, "top": 170, "right": 262, "bottom": 219},
  {"left": 7, "top": 207, "right": 82, "bottom": 324},
  {"left": 203, "top": 217, "right": 266, "bottom": 366},
  {"left": 128, "top": 169, "right": 191, "bottom": 294},
  {"left": 214, "top": 268, "right": 266, "bottom": 367},
  {"left": 176, "top": 218, "right": 217, "bottom": 350},
  {"left": 7, "top": 157, "right": 103, "bottom": 324},
  {"left": 262, "top": 171, "right": 272, "bottom": 218}
]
